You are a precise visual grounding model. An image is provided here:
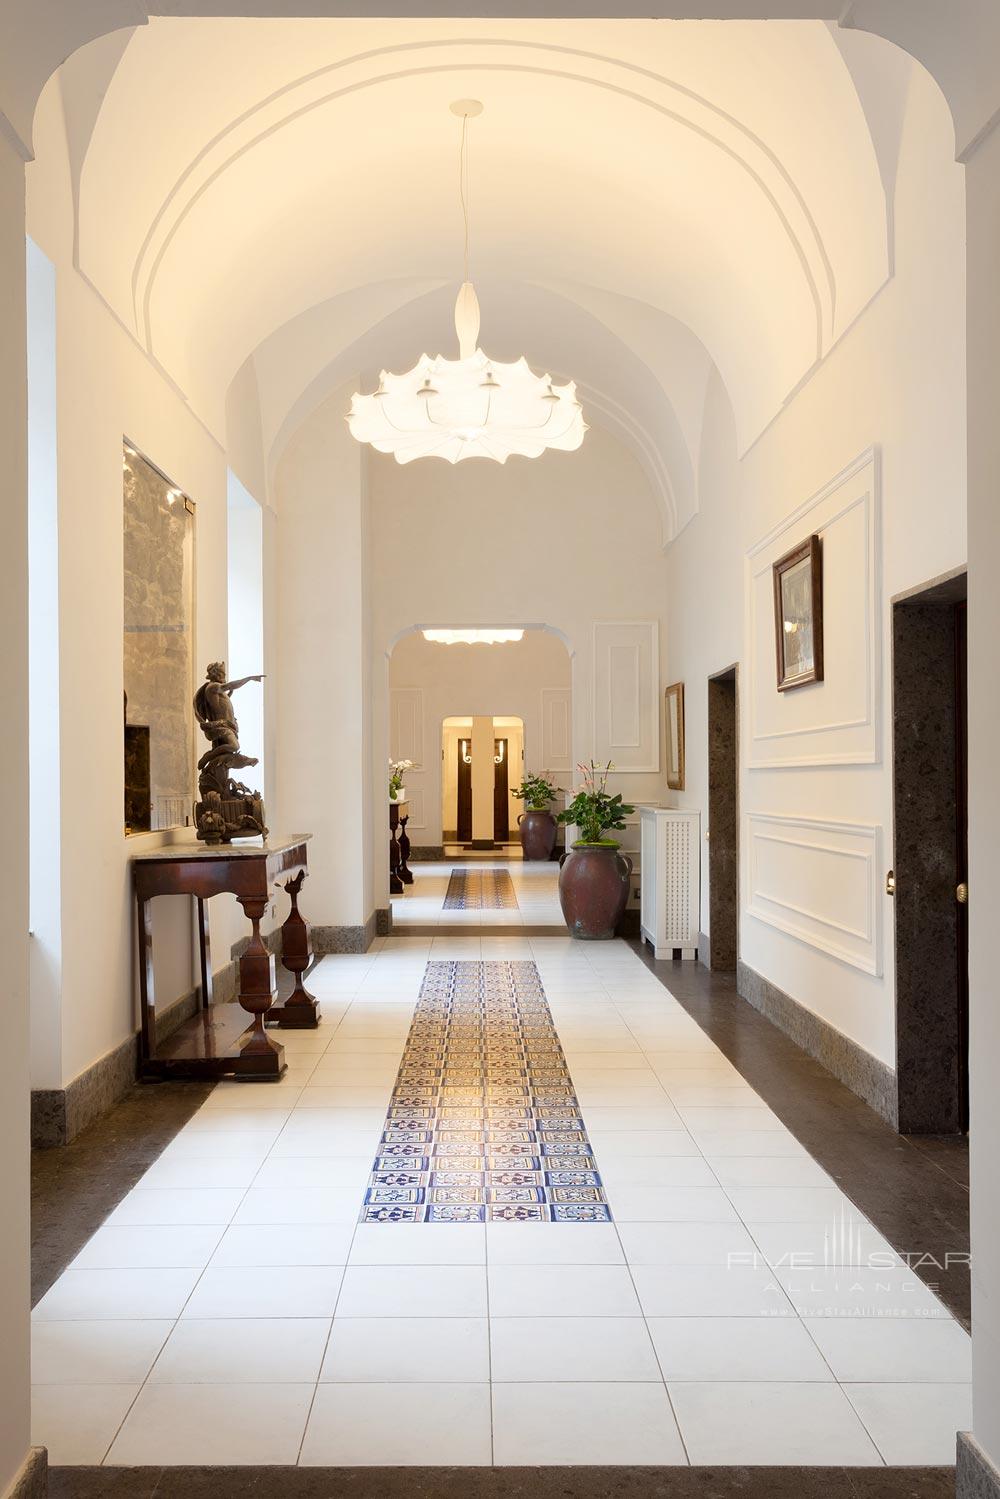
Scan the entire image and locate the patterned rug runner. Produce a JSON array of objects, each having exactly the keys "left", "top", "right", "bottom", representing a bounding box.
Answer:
[
  {"left": 362, "top": 960, "right": 610, "bottom": 1223},
  {"left": 443, "top": 868, "right": 519, "bottom": 909}
]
